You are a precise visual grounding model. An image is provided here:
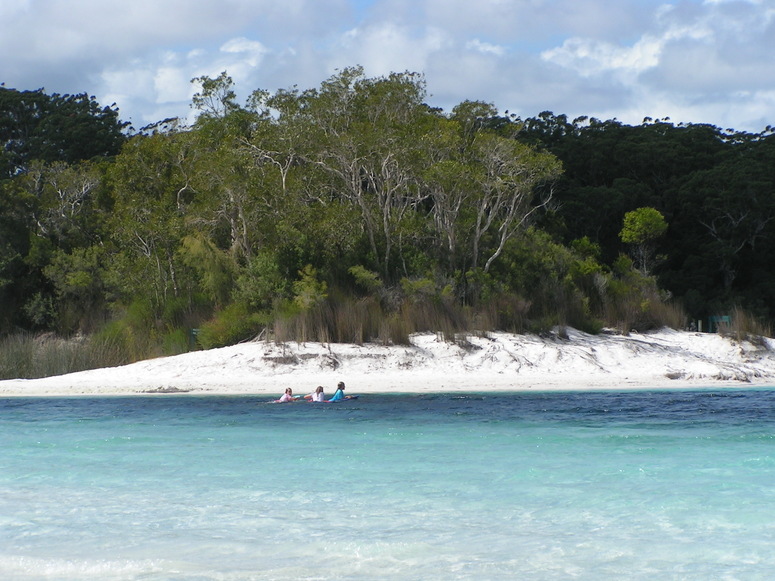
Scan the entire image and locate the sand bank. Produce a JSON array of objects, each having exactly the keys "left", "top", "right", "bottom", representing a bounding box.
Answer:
[{"left": 1, "top": 328, "right": 774, "bottom": 397}]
